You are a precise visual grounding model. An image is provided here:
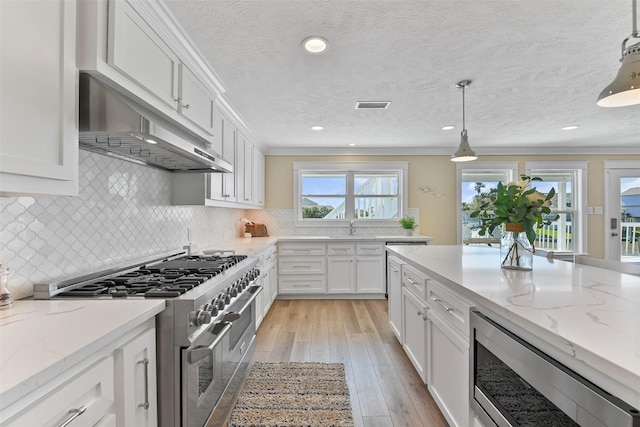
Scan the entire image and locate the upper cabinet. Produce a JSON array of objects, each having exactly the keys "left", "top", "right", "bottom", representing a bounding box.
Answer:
[
  {"left": 78, "top": 0, "right": 222, "bottom": 149},
  {"left": 0, "top": 0, "right": 78, "bottom": 196}
]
